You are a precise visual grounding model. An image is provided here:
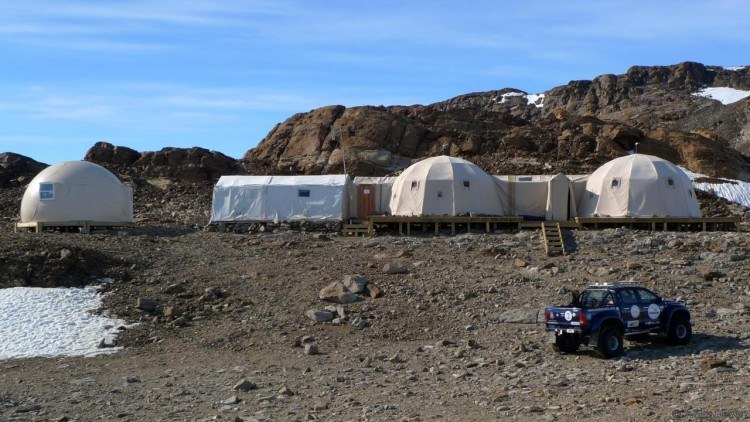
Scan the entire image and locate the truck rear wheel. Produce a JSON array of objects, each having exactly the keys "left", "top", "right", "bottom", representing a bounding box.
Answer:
[
  {"left": 552, "top": 333, "right": 580, "bottom": 354},
  {"left": 667, "top": 315, "right": 692, "bottom": 345},
  {"left": 596, "top": 326, "right": 623, "bottom": 359}
]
